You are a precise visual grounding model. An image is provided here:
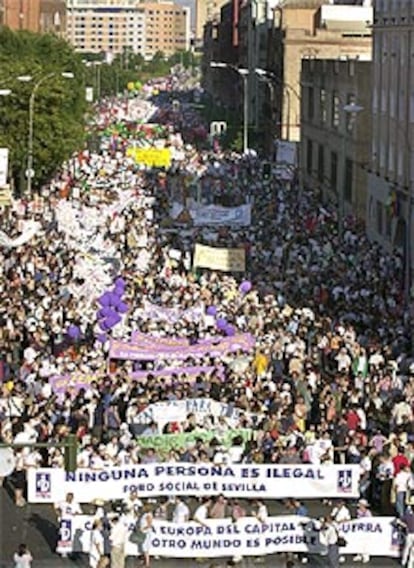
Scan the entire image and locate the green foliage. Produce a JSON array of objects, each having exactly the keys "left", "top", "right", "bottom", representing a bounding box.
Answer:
[{"left": 0, "top": 29, "right": 87, "bottom": 192}]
